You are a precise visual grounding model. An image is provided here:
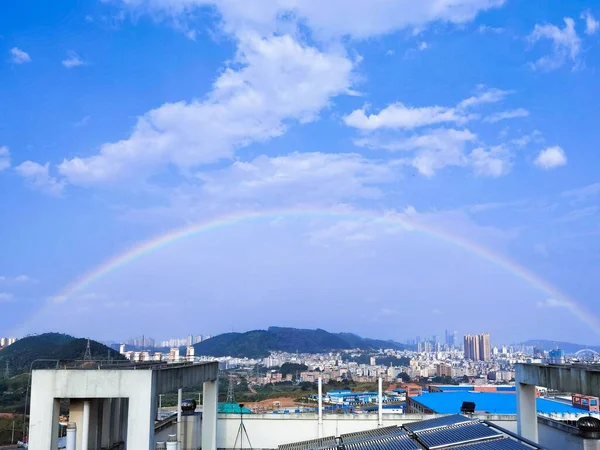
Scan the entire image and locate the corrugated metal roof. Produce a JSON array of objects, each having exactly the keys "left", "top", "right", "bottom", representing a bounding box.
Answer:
[
  {"left": 446, "top": 437, "right": 536, "bottom": 450},
  {"left": 403, "top": 414, "right": 475, "bottom": 433},
  {"left": 415, "top": 423, "right": 502, "bottom": 449},
  {"left": 410, "top": 391, "right": 584, "bottom": 415}
]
